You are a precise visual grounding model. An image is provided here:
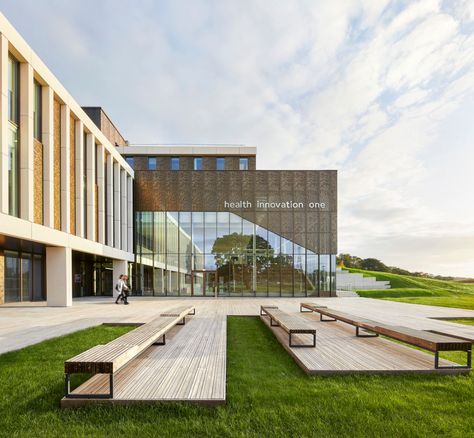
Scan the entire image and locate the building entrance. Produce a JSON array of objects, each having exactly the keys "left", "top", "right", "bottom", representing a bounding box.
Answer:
[{"left": 191, "top": 270, "right": 217, "bottom": 297}]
